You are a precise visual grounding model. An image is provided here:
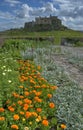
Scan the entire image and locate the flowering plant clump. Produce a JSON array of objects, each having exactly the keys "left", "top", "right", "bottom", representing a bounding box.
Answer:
[{"left": 0, "top": 59, "right": 66, "bottom": 130}]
